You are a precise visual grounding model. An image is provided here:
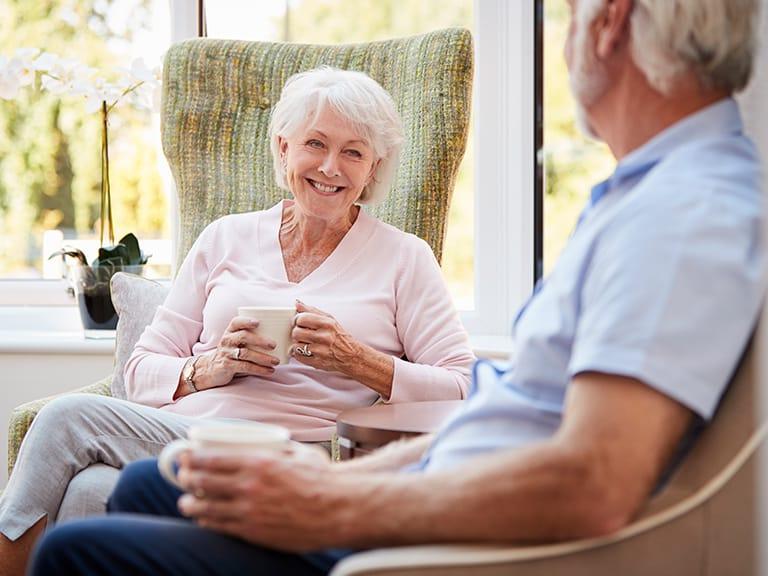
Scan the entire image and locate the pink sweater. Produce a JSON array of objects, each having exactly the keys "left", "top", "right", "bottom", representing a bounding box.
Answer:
[{"left": 125, "top": 200, "right": 474, "bottom": 441}]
